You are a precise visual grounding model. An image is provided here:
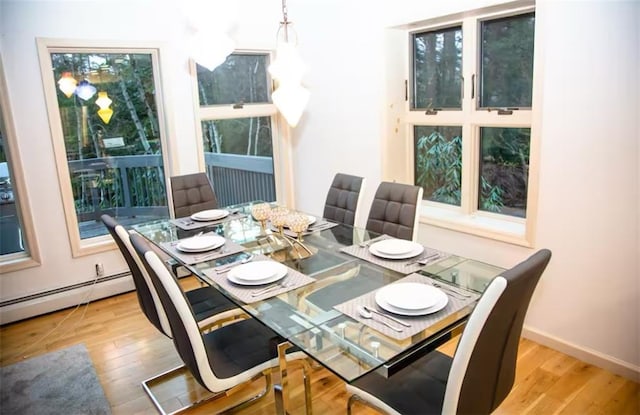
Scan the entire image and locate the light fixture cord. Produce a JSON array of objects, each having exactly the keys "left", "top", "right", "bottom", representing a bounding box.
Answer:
[{"left": 281, "top": 0, "right": 290, "bottom": 42}]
